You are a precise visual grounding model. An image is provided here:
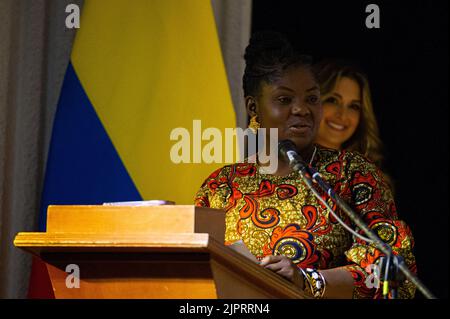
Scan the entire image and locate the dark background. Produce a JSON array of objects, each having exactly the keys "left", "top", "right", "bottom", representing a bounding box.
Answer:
[{"left": 252, "top": 0, "right": 448, "bottom": 298}]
